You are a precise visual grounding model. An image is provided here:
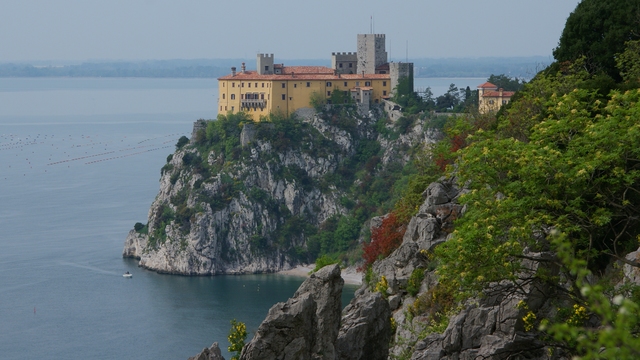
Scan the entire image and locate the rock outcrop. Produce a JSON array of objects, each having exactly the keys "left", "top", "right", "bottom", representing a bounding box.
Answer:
[
  {"left": 239, "top": 264, "right": 344, "bottom": 360},
  {"left": 124, "top": 106, "right": 438, "bottom": 275},
  {"left": 189, "top": 342, "right": 225, "bottom": 360},
  {"left": 335, "top": 291, "right": 391, "bottom": 360}
]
